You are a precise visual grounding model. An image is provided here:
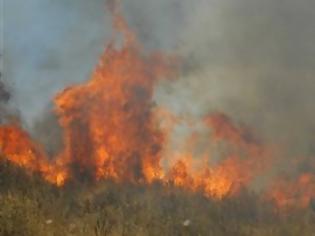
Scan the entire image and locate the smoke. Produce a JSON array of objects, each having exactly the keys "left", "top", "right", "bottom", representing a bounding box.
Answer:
[
  {"left": 31, "top": 111, "right": 62, "bottom": 157},
  {"left": 4, "top": 0, "right": 111, "bottom": 124},
  {"left": 0, "top": 77, "right": 11, "bottom": 122},
  {"left": 148, "top": 0, "right": 315, "bottom": 160},
  {"left": 119, "top": 0, "right": 315, "bottom": 182},
  {"left": 0, "top": 71, "right": 20, "bottom": 123},
  {"left": 5, "top": 0, "right": 315, "bottom": 166},
  {"left": 0, "top": 78, "right": 10, "bottom": 104}
]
